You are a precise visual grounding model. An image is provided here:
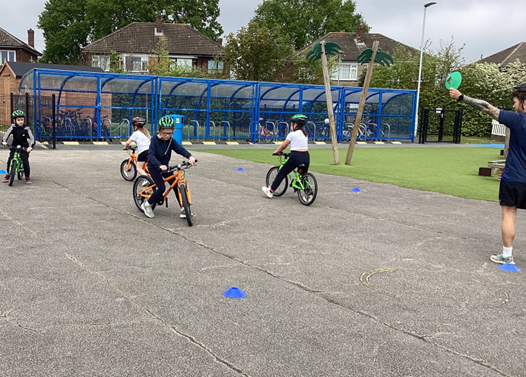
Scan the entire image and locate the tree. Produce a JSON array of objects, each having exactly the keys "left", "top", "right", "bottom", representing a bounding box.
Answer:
[
  {"left": 222, "top": 21, "right": 295, "bottom": 82},
  {"left": 38, "top": 0, "right": 91, "bottom": 64},
  {"left": 252, "top": 0, "right": 368, "bottom": 49},
  {"left": 38, "top": 0, "right": 223, "bottom": 65}
]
